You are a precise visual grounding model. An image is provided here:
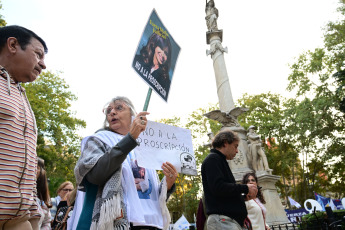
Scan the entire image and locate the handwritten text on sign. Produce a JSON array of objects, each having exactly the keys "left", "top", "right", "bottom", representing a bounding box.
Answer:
[{"left": 135, "top": 120, "right": 197, "bottom": 176}]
